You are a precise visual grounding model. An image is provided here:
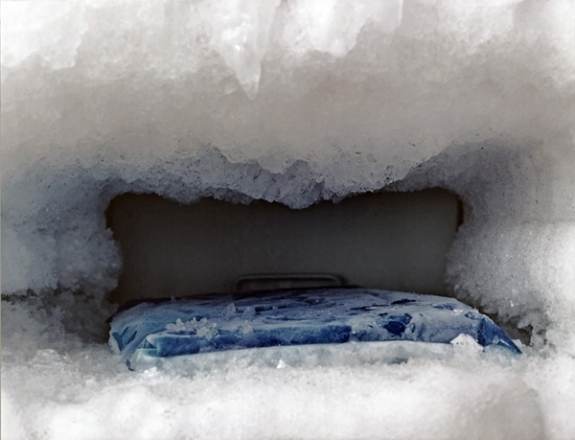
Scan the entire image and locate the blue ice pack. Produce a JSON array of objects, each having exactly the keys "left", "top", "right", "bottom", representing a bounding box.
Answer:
[{"left": 109, "top": 287, "right": 521, "bottom": 370}]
